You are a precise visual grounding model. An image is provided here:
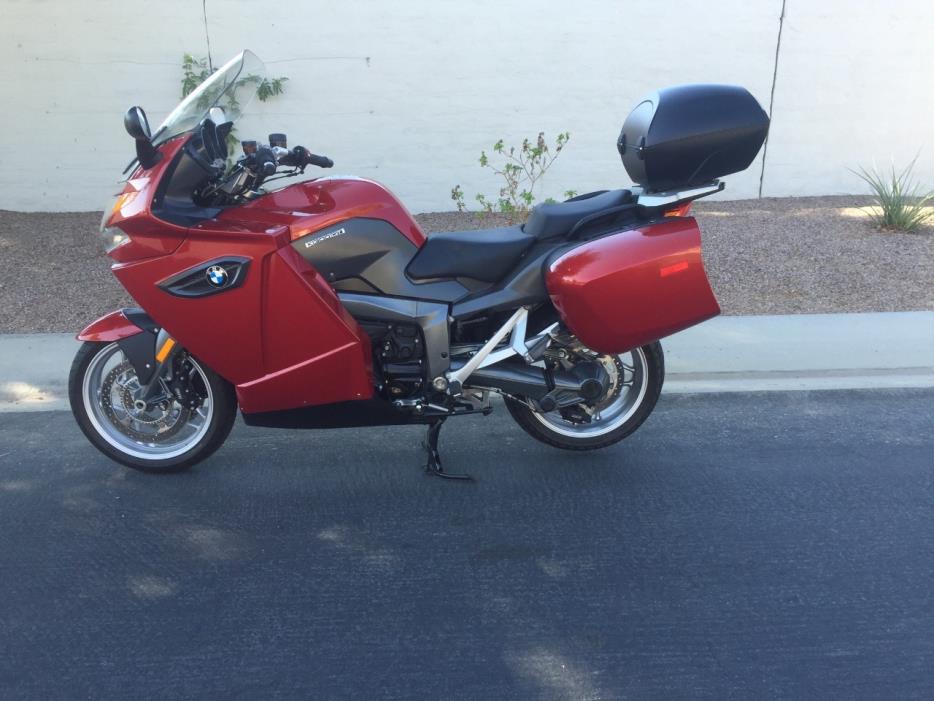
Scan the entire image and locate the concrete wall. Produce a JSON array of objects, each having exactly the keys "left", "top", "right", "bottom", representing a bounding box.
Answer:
[{"left": 0, "top": 0, "right": 931, "bottom": 212}]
